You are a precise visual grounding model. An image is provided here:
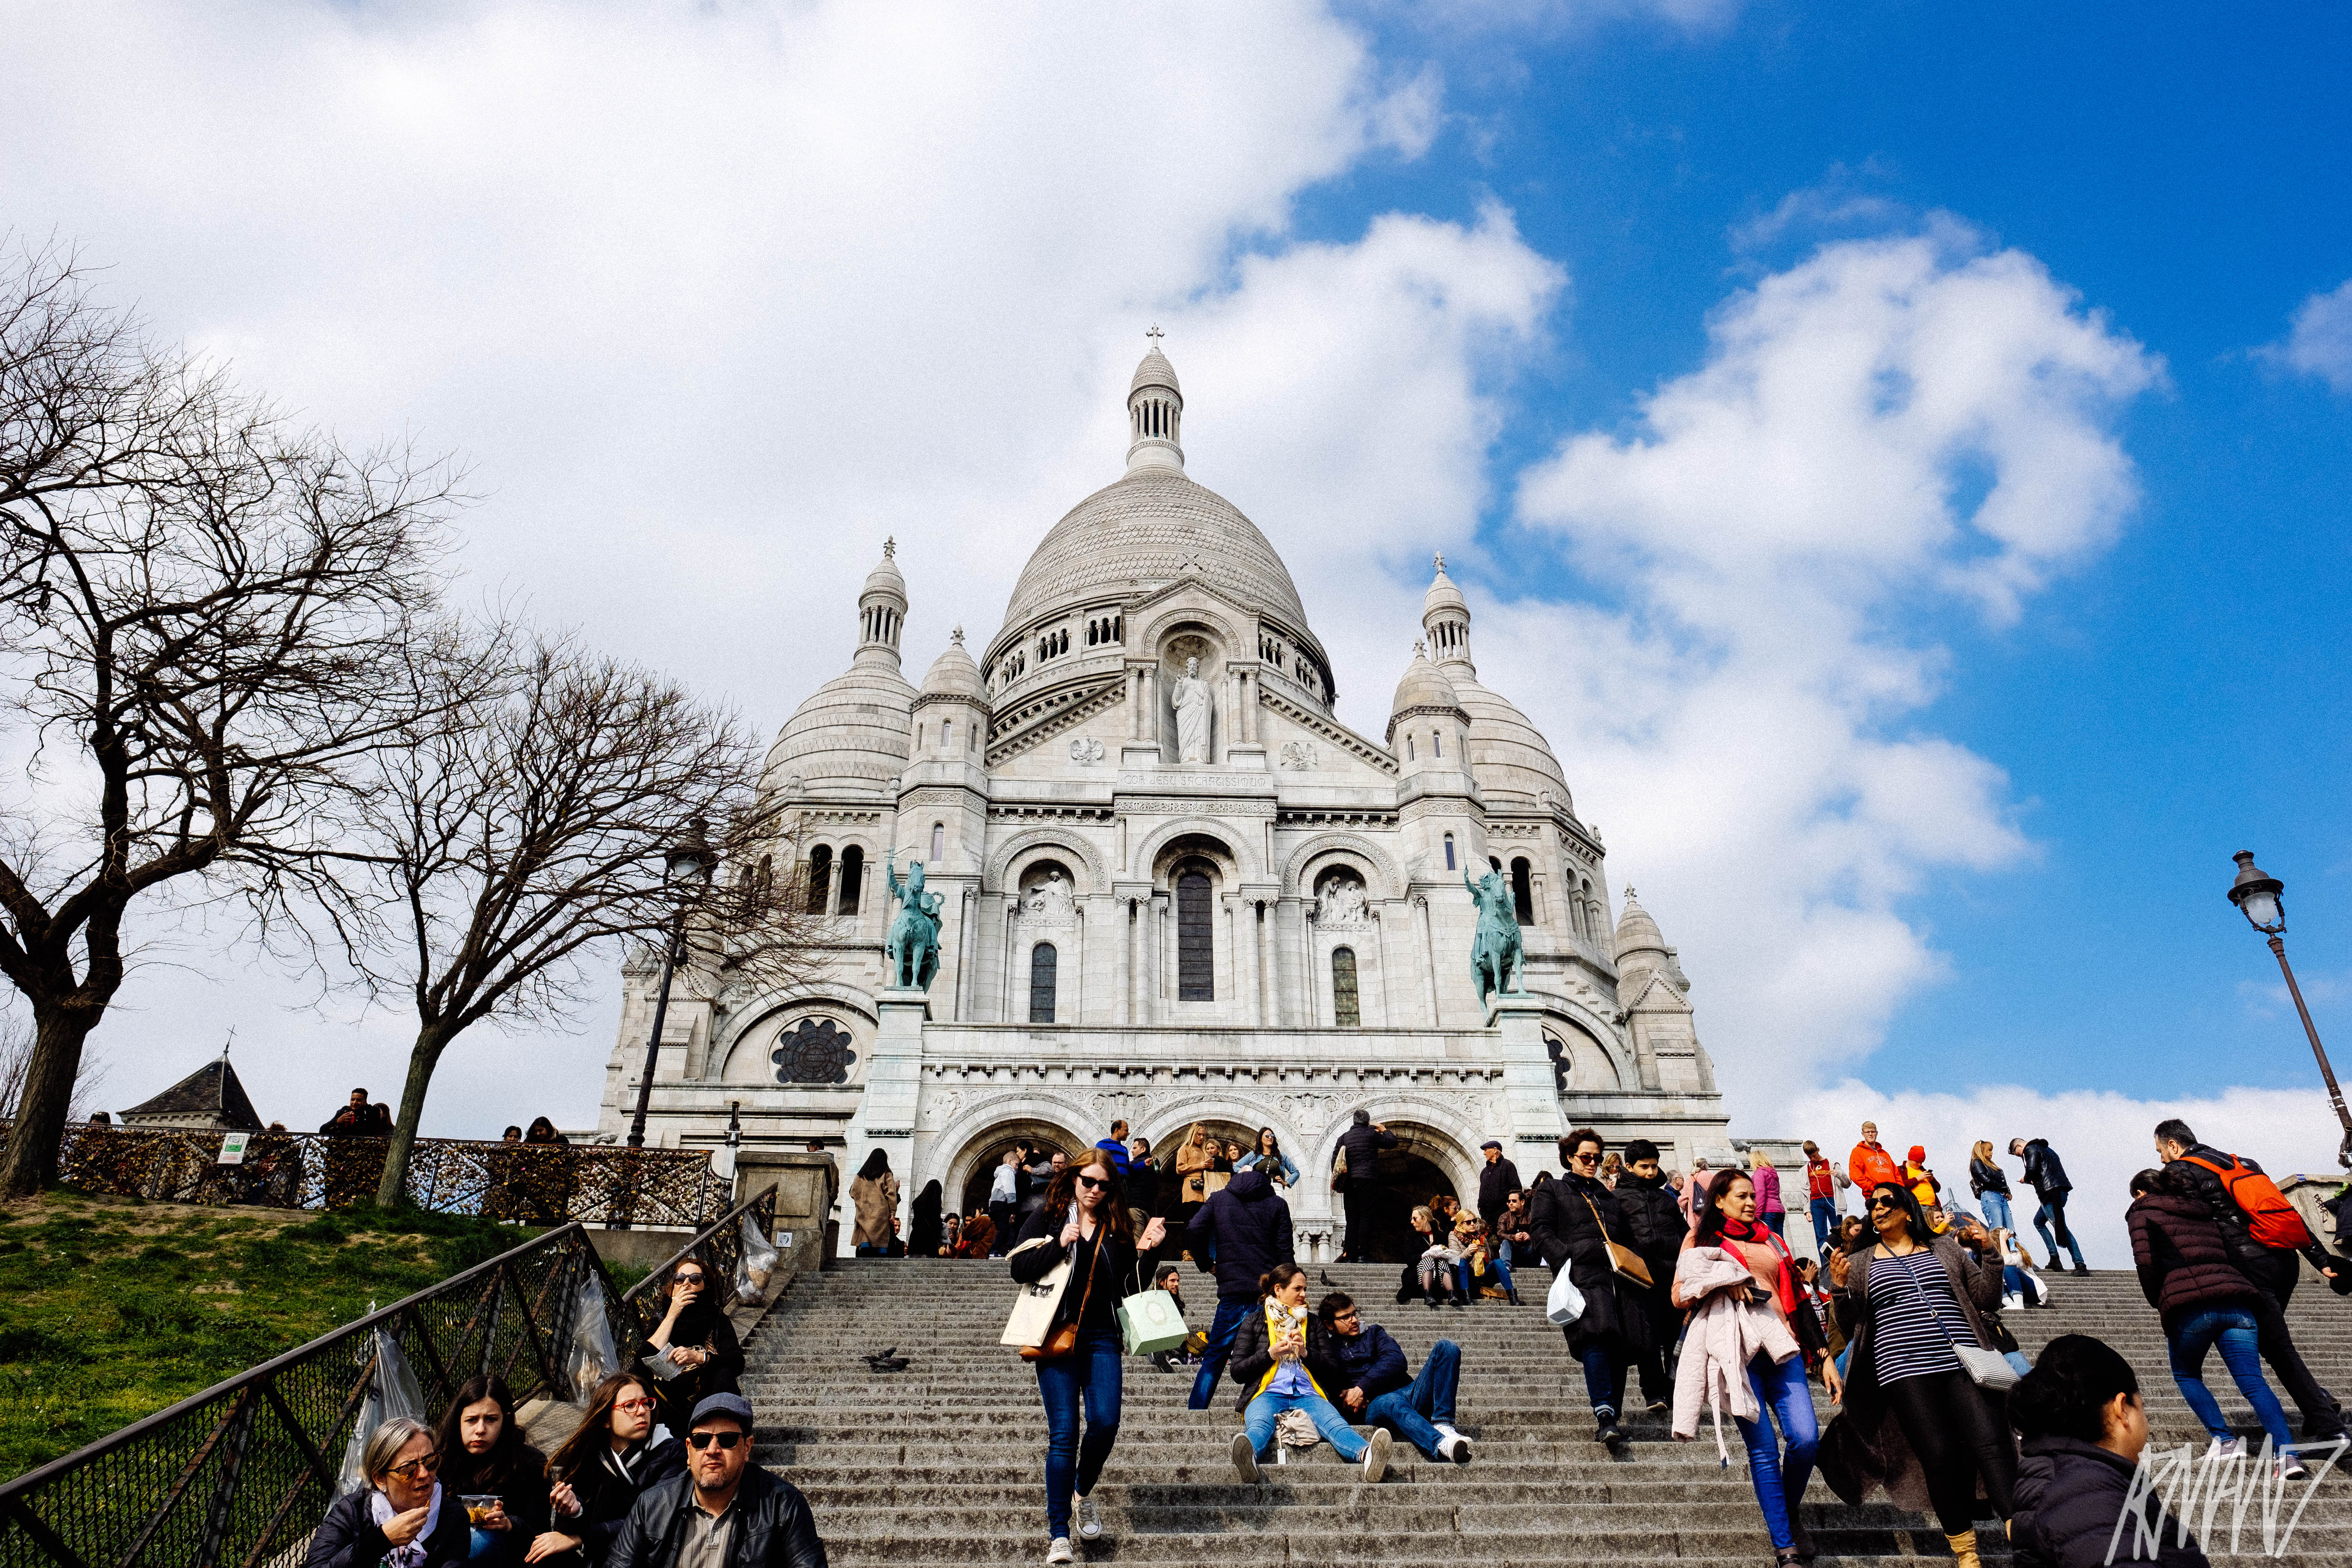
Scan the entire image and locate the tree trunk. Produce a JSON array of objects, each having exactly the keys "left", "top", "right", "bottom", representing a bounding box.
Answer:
[
  {"left": 0, "top": 1005, "right": 100, "bottom": 1199},
  {"left": 373, "top": 1029, "right": 452, "bottom": 1209}
]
